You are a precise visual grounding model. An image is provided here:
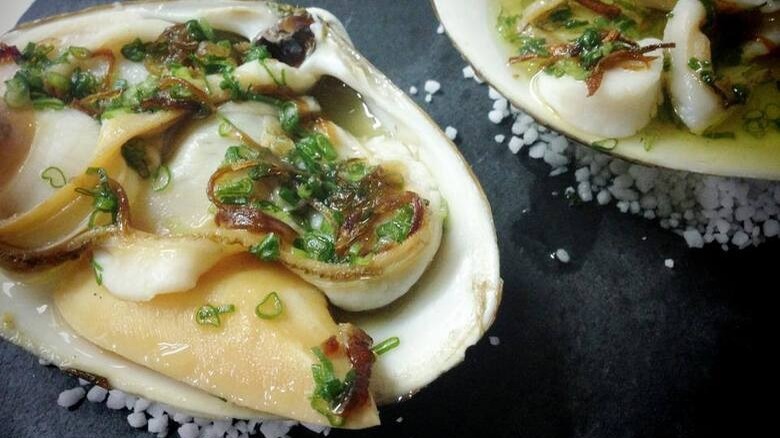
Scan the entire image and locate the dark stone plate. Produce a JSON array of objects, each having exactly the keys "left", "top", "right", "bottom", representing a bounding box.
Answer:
[{"left": 1, "top": 1, "right": 775, "bottom": 437}]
